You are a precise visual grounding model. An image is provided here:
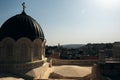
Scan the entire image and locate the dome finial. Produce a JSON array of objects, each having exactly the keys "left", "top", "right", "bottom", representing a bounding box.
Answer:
[{"left": 22, "top": 2, "right": 26, "bottom": 11}]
